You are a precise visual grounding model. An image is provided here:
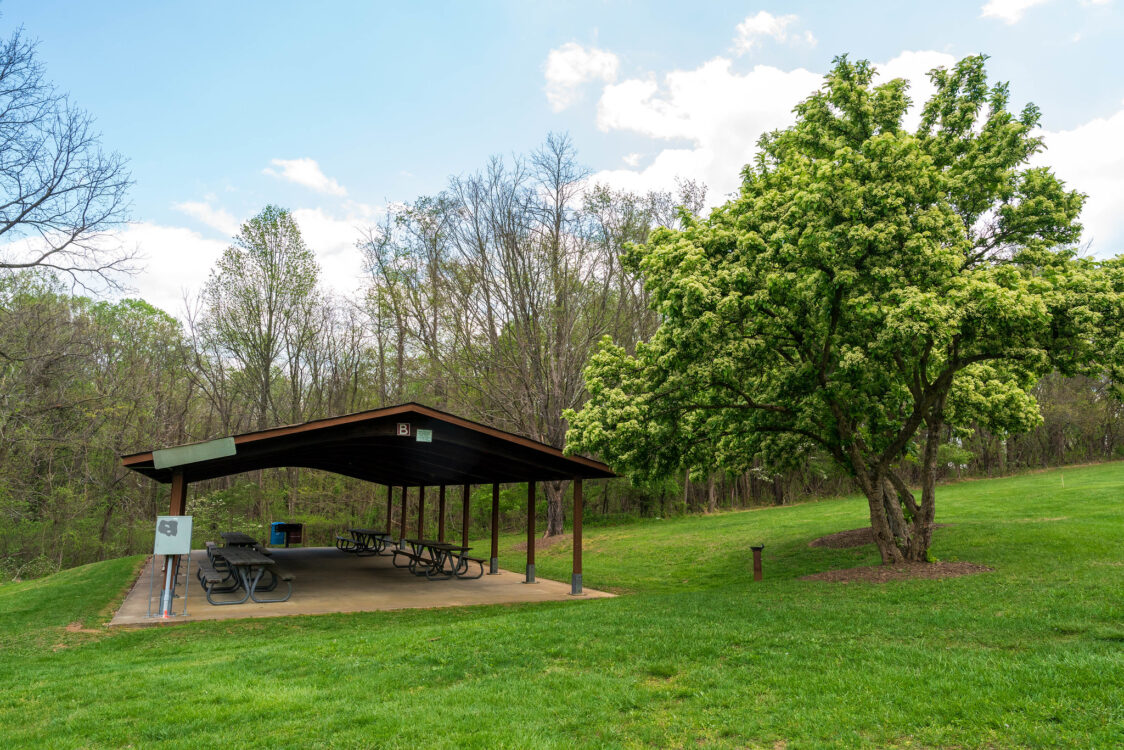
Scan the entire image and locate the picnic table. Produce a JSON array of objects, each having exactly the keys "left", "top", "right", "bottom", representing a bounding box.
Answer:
[
  {"left": 335, "top": 528, "right": 395, "bottom": 556},
  {"left": 394, "top": 538, "right": 483, "bottom": 580},
  {"left": 198, "top": 545, "right": 293, "bottom": 605},
  {"left": 220, "top": 531, "right": 261, "bottom": 547}
]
